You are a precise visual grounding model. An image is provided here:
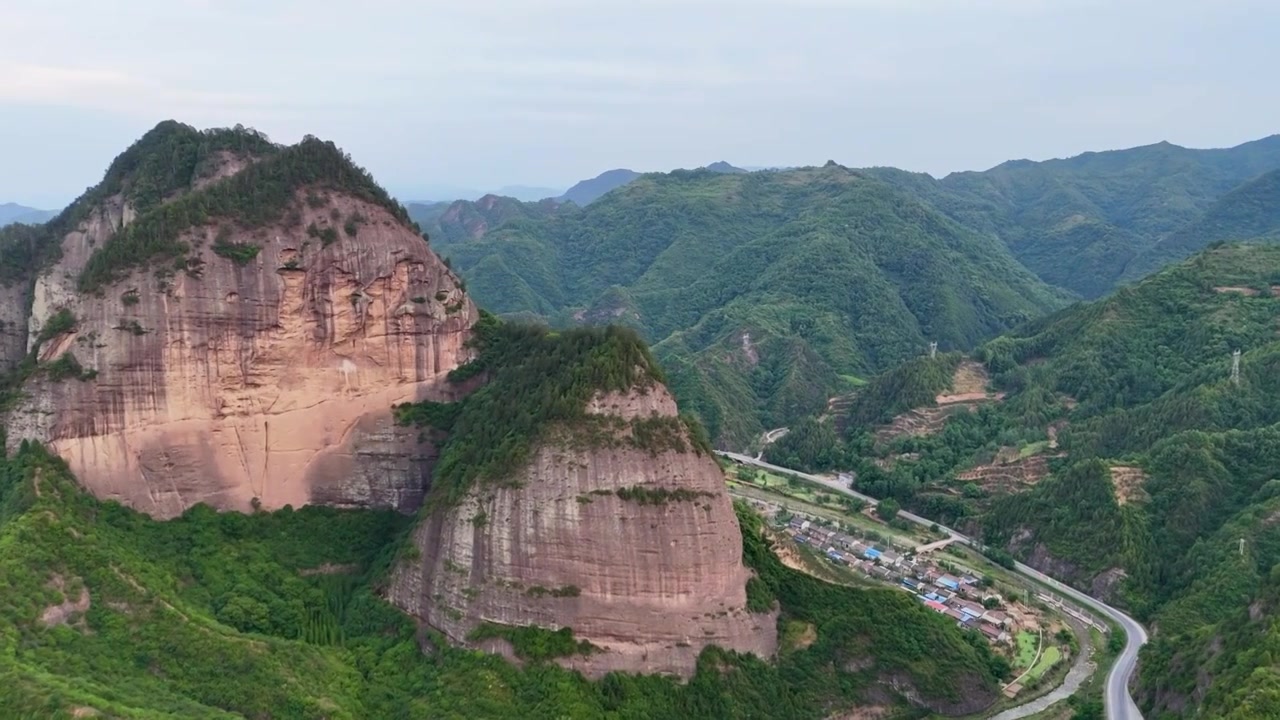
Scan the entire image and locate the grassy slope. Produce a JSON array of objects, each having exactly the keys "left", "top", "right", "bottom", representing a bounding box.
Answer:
[
  {"left": 440, "top": 165, "right": 1068, "bottom": 448},
  {"left": 0, "top": 442, "right": 1004, "bottom": 719}
]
